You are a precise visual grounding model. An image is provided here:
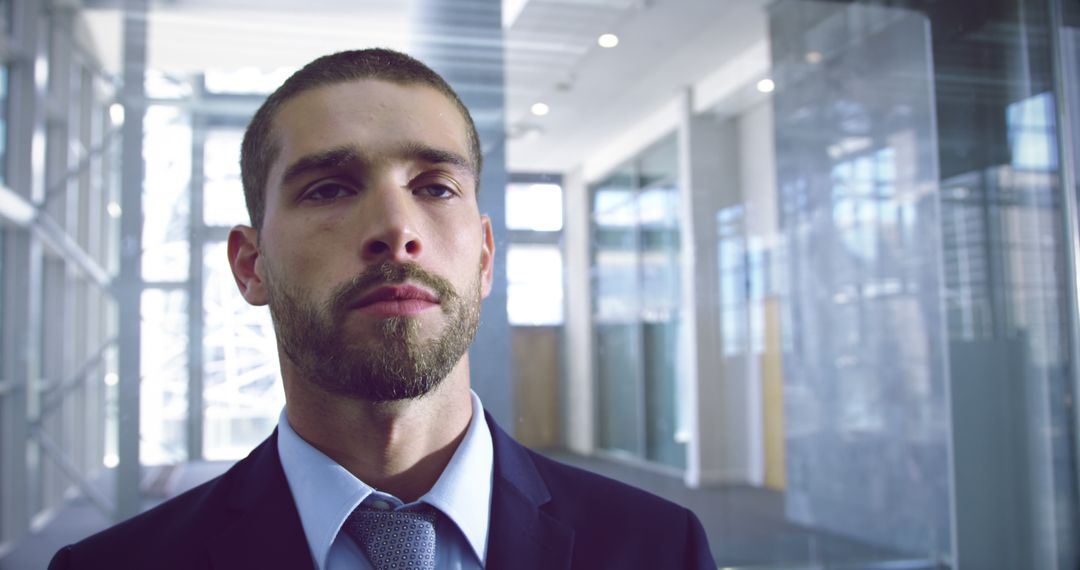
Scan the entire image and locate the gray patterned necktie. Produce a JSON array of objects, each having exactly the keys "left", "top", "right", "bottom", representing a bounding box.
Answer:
[{"left": 344, "top": 503, "right": 438, "bottom": 570}]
